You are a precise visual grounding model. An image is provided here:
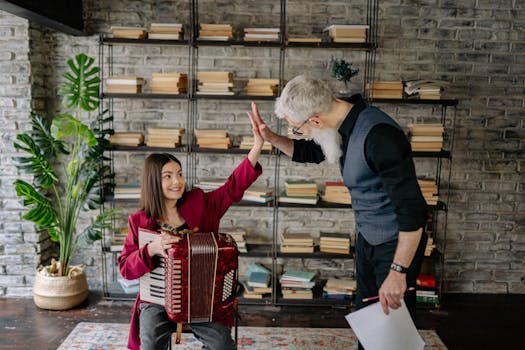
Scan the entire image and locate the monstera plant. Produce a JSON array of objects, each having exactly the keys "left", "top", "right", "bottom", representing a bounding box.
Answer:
[{"left": 13, "top": 54, "right": 115, "bottom": 309}]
